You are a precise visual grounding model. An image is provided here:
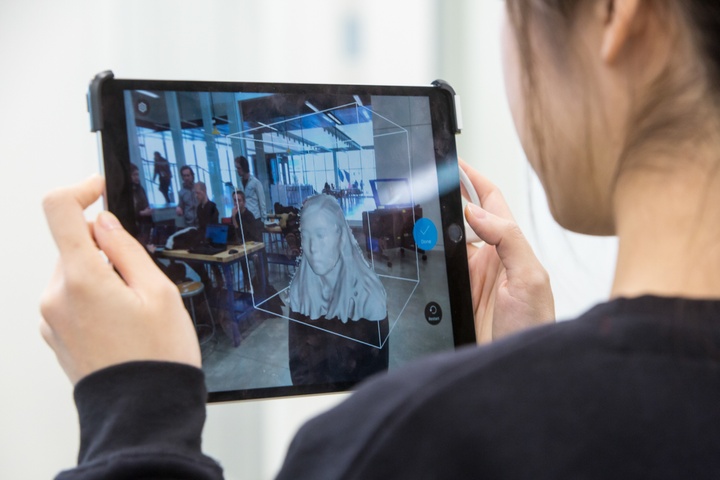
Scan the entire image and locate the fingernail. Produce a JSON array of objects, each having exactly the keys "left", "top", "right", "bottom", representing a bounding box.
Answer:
[
  {"left": 467, "top": 203, "right": 486, "bottom": 220},
  {"left": 98, "top": 211, "right": 121, "bottom": 230}
]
